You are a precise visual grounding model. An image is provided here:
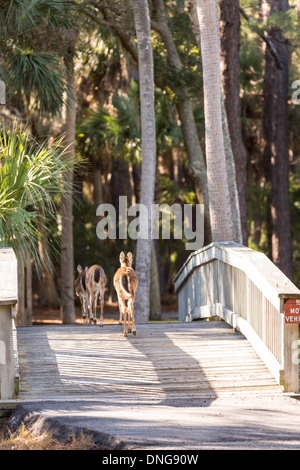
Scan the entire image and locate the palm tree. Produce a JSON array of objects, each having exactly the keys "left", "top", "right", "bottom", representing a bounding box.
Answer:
[
  {"left": 188, "top": 0, "right": 242, "bottom": 244},
  {"left": 0, "top": 0, "right": 73, "bottom": 119},
  {"left": 196, "top": 0, "right": 234, "bottom": 242},
  {"left": 131, "top": 0, "right": 157, "bottom": 324},
  {"left": 60, "top": 50, "right": 77, "bottom": 324},
  {"left": 219, "top": 0, "right": 248, "bottom": 244},
  {"left": 0, "top": 127, "right": 73, "bottom": 324}
]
